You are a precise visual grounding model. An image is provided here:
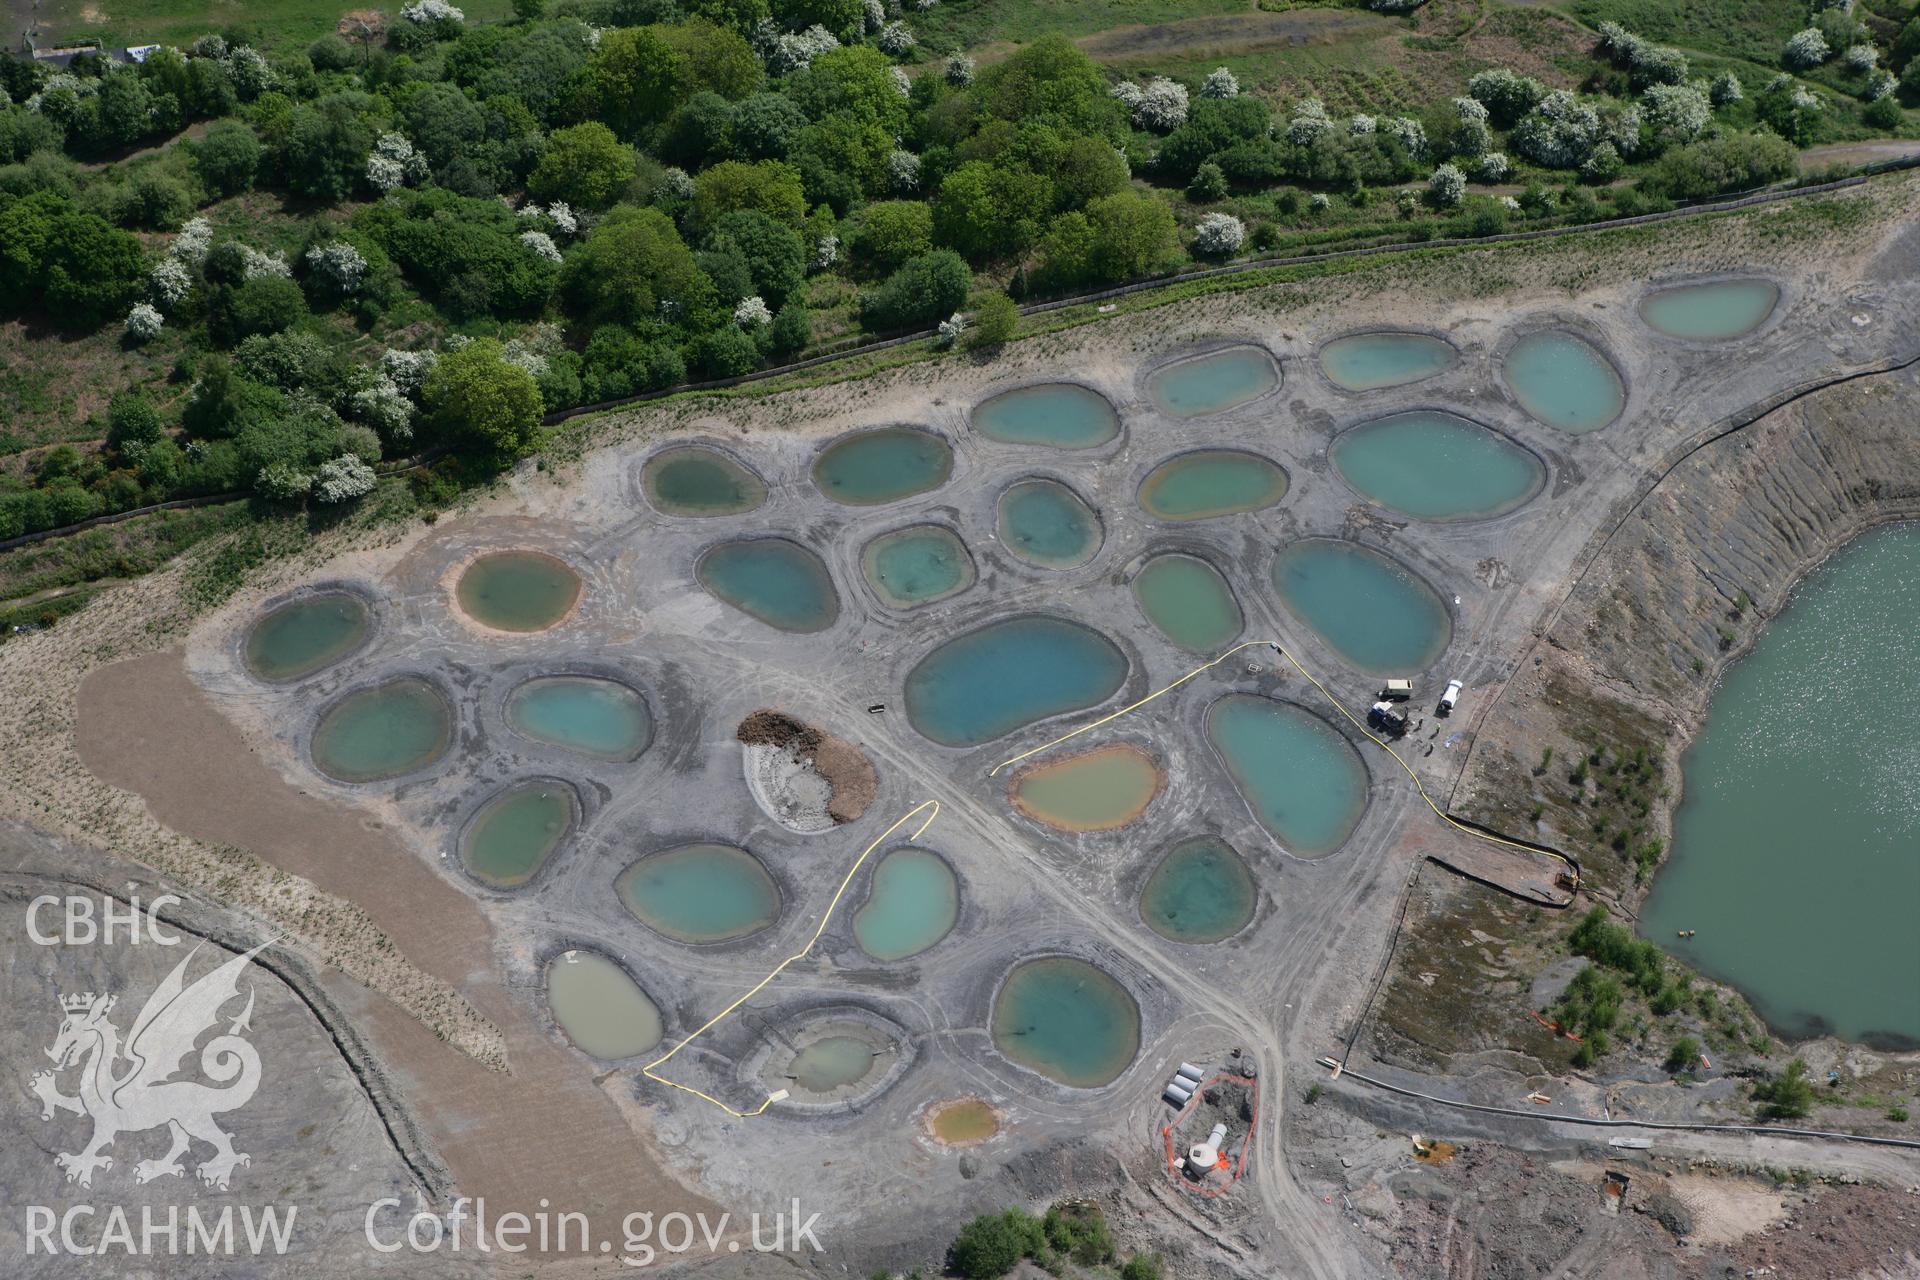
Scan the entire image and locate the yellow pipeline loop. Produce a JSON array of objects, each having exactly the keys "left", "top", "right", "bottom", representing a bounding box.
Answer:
[
  {"left": 990, "top": 639, "right": 1578, "bottom": 887},
  {"left": 641, "top": 799, "right": 941, "bottom": 1118}
]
